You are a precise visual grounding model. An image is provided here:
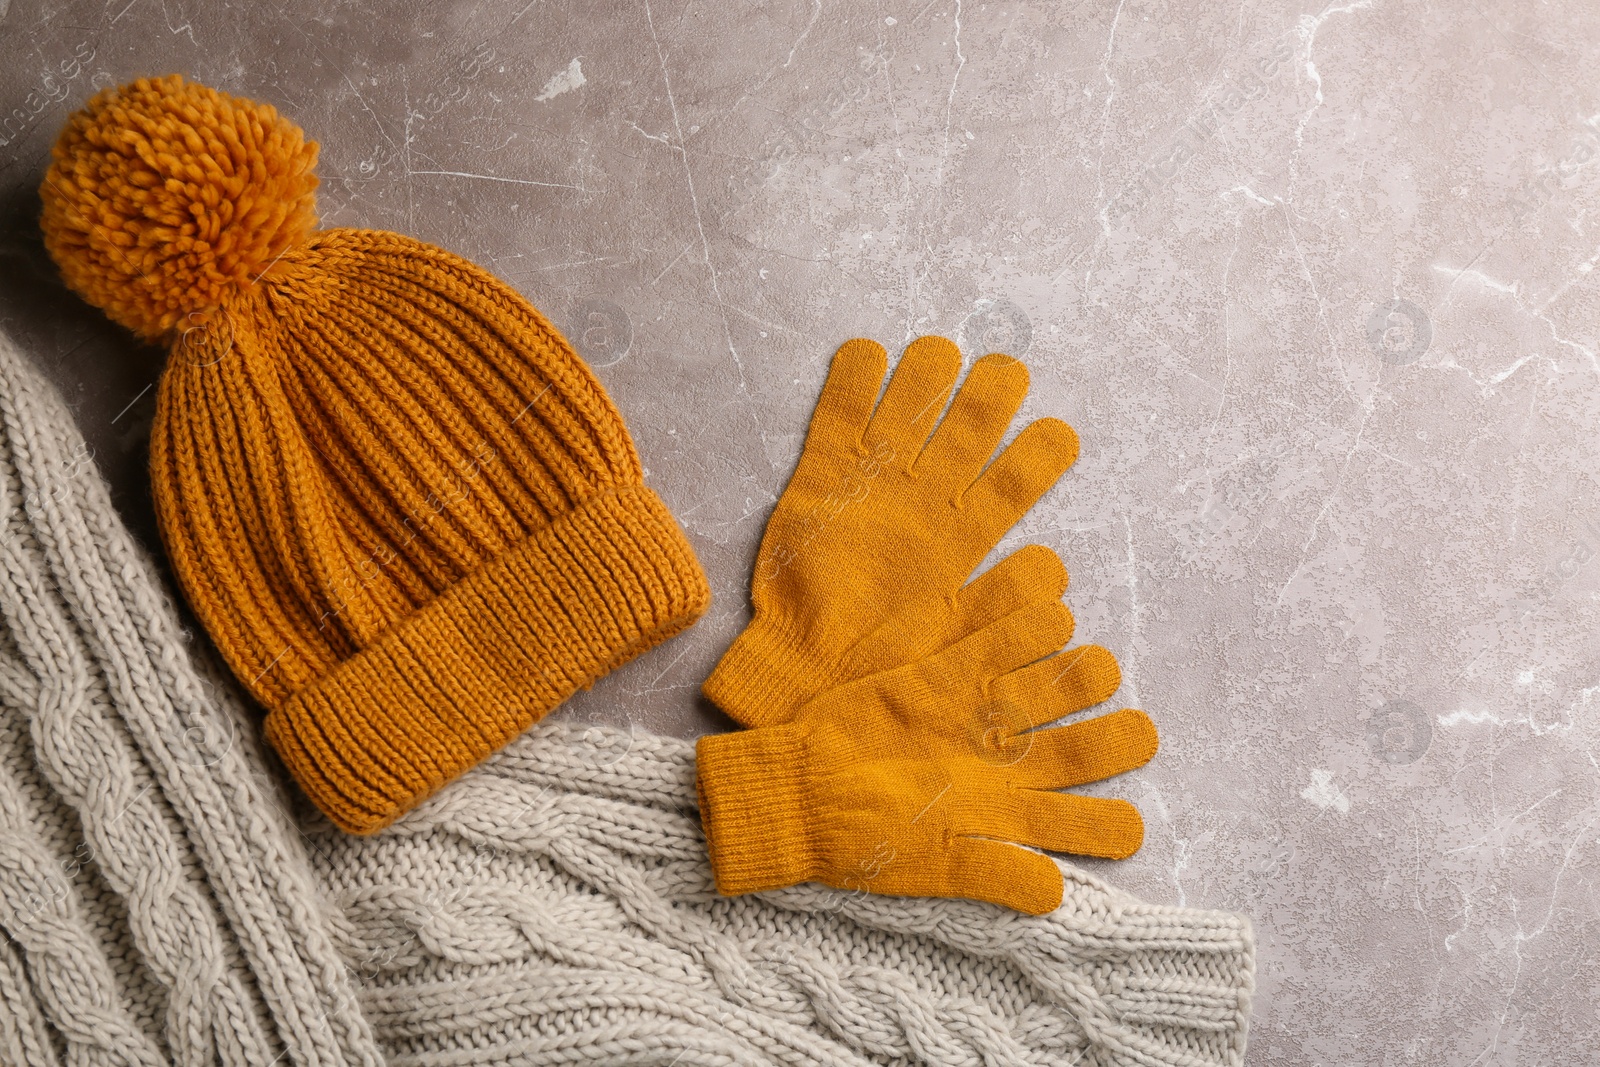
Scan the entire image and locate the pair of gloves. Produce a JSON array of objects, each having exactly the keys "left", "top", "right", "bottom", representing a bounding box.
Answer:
[{"left": 695, "top": 336, "right": 1157, "bottom": 915}]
